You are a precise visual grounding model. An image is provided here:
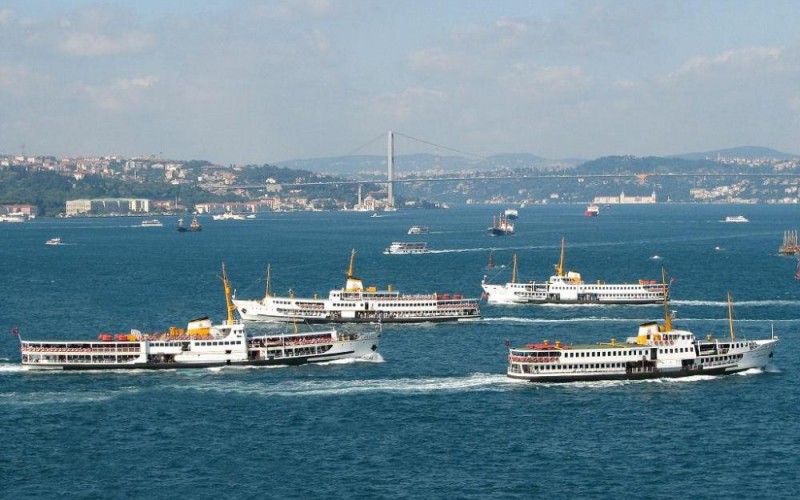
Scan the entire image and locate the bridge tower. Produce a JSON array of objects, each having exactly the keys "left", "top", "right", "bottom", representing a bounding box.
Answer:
[{"left": 387, "top": 130, "right": 394, "bottom": 208}]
